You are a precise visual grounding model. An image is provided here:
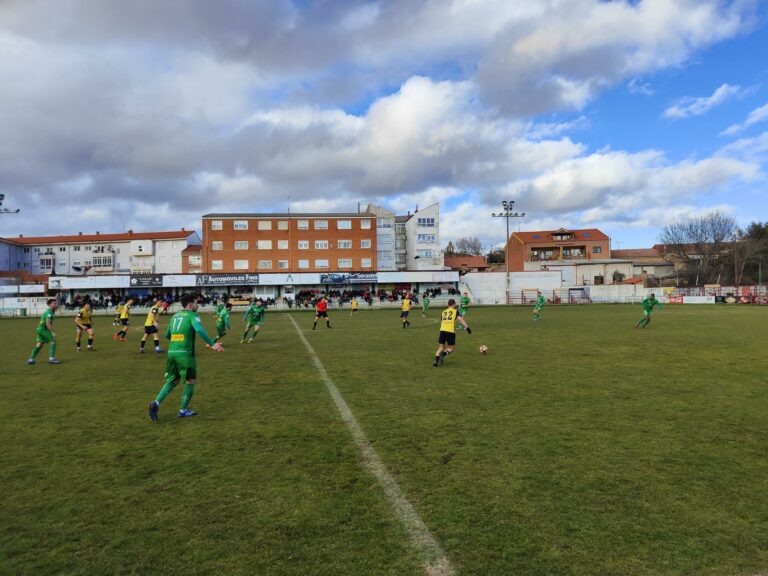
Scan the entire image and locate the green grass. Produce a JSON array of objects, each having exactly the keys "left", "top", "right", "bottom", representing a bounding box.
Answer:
[{"left": 1, "top": 304, "right": 767, "bottom": 575}]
